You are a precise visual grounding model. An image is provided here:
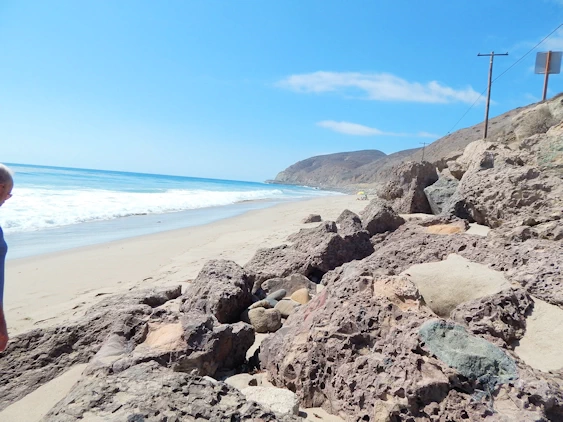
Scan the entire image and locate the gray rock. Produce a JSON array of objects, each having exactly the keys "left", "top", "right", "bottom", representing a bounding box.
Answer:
[
  {"left": 266, "top": 289, "right": 287, "bottom": 301},
  {"left": 180, "top": 260, "right": 253, "bottom": 323},
  {"left": 424, "top": 176, "right": 459, "bottom": 215},
  {"left": 335, "top": 209, "right": 364, "bottom": 235},
  {"left": 43, "top": 361, "right": 299, "bottom": 421},
  {"left": 377, "top": 161, "right": 439, "bottom": 213},
  {"left": 247, "top": 308, "right": 282, "bottom": 333},
  {"left": 302, "top": 214, "right": 322, "bottom": 223},
  {"left": 360, "top": 198, "right": 406, "bottom": 236},
  {"left": 419, "top": 320, "right": 518, "bottom": 389}
]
